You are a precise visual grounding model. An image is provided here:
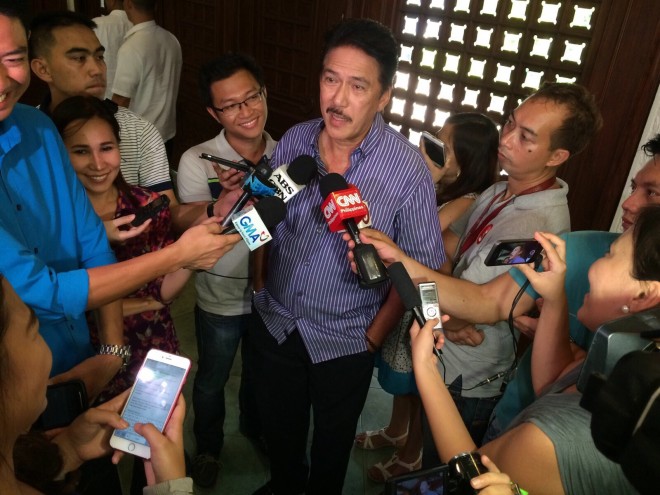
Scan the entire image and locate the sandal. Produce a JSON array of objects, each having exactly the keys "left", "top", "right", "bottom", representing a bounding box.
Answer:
[
  {"left": 354, "top": 427, "right": 407, "bottom": 450},
  {"left": 367, "top": 450, "right": 423, "bottom": 483}
]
